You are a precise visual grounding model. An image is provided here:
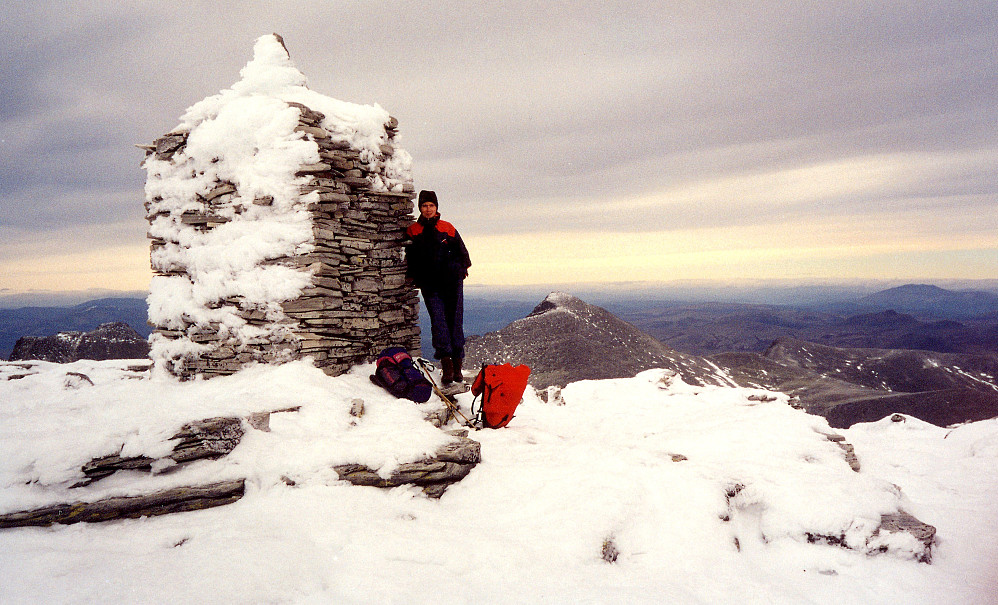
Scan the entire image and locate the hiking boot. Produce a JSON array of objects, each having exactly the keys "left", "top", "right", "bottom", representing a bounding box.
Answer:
[
  {"left": 440, "top": 357, "right": 455, "bottom": 385},
  {"left": 453, "top": 357, "right": 465, "bottom": 383}
]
